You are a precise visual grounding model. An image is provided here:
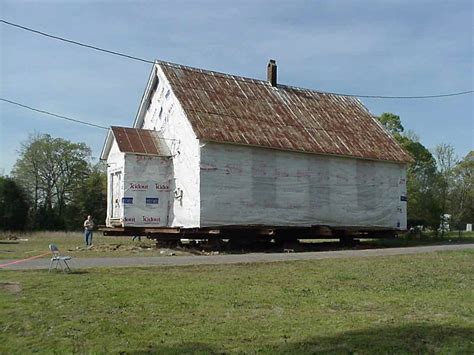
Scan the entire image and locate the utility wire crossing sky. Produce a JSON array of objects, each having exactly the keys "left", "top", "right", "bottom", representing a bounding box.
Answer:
[
  {"left": 0, "top": 98, "right": 109, "bottom": 130},
  {"left": 1, "top": 19, "right": 472, "bottom": 100},
  {"left": 1, "top": 1, "right": 472, "bottom": 175}
]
